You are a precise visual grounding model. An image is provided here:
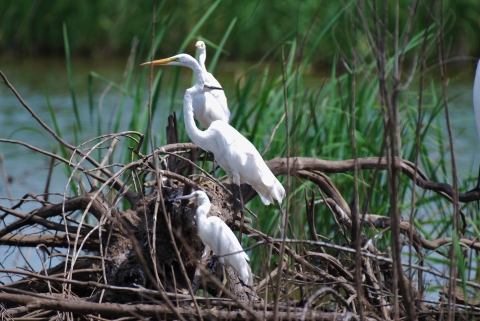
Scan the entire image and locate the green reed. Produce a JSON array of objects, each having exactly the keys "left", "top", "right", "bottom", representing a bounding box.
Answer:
[{"left": 46, "top": 0, "right": 480, "bottom": 300}]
